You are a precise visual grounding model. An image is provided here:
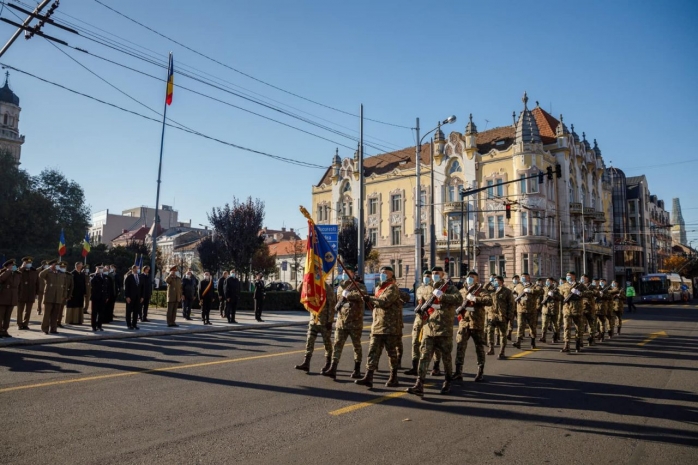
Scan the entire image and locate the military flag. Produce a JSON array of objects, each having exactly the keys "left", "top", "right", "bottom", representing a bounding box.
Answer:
[
  {"left": 299, "top": 206, "right": 337, "bottom": 315},
  {"left": 58, "top": 229, "right": 66, "bottom": 256},
  {"left": 165, "top": 53, "right": 174, "bottom": 105},
  {"left": 81, "top": 232, "right": 91, "bottom": 257}
]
